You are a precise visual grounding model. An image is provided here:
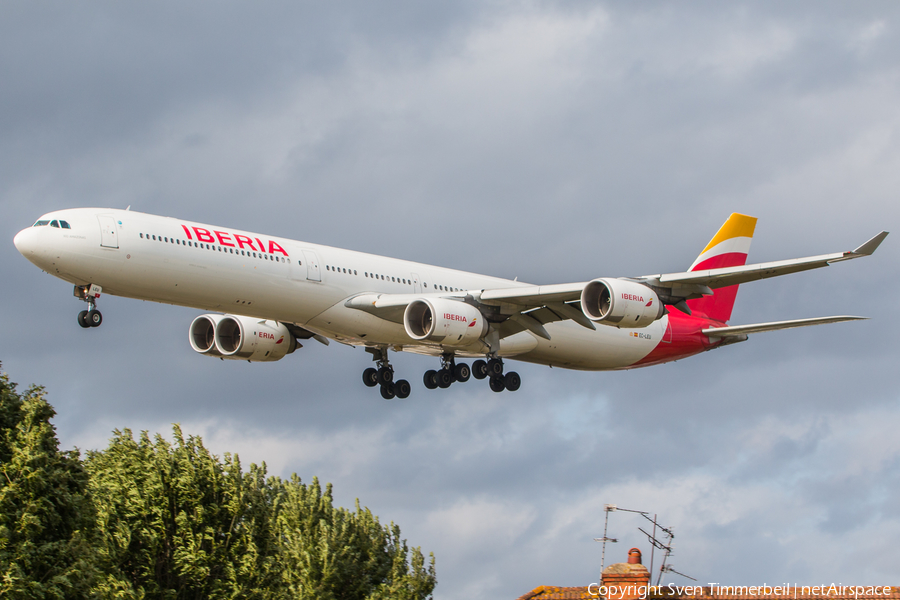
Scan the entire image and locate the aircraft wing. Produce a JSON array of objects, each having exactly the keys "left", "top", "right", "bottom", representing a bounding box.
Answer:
[
  {"left": 639, "top": 231, "right": 888, "bottom": 292},
  {"left": 702, "top": 315, "right": 867, "bottom": 337},
  {"left": 344, "top": 231, "right": 887, "bottom": 338},
  {"left": 344, "top": 289, "right": 592, "bottom": 340},
  {"left": 472, "top": 231, "right": 889, "bottom": 308}
]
